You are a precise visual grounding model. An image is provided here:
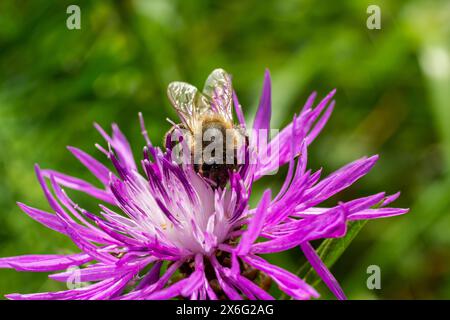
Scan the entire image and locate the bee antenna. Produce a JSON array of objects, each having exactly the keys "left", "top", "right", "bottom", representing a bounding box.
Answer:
[{"left": 166, "top": 118, "right": 178, "bottom": 127}]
